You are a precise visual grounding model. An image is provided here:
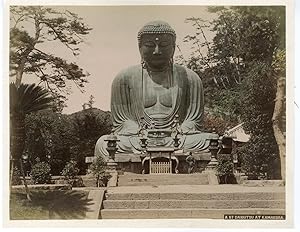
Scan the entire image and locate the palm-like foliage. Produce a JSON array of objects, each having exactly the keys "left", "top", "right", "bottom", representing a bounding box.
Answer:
[
  {"left": 10, "top": 83, "right": 53, "bottom": 160},
  {"left": 10, "top": 83, "right": 53, "bottom": 200},
  {"left": 10, "top": 83, "right": 53, "bottom": 116}
]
